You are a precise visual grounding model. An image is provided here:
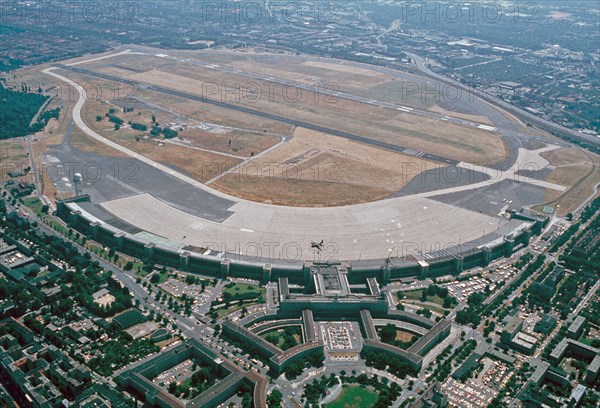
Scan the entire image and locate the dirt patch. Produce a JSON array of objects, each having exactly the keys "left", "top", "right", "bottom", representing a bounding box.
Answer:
[
  {"left": 211, "top": 127, "right": 441, "bottom": 206},
  {"left": 94, "top": 293, "right": 116, "bottom": 307},
  {"left": 0, "top": 139, "right": 30, "bottom": 182},
  {"left": 395, "top": 330, "right": 416, "bottom": 342},
  {"left": 542, "top": 147, "right": 600, "bottom": 215},
  {"left": 178, "top": 128, "right": 280, "bottom": 158}
]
